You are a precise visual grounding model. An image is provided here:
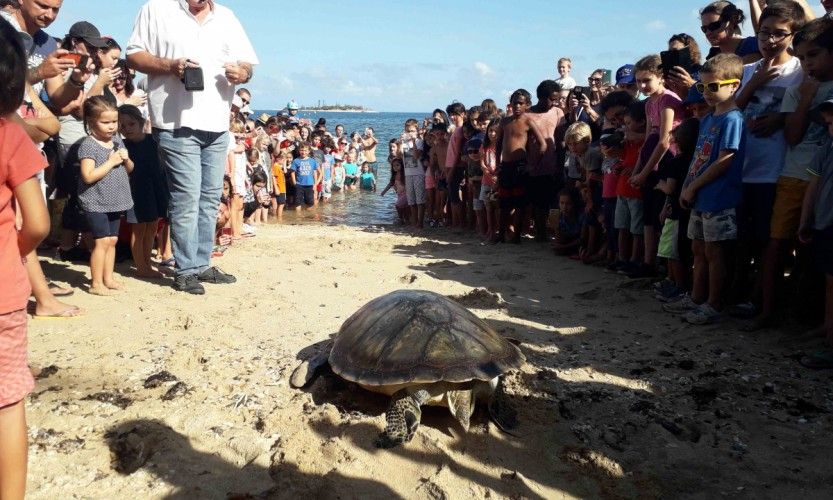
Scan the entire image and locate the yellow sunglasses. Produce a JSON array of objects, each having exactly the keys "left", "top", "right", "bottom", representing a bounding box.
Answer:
[{"left": 695, "top": 79, "right": 741, "bottom": 94}]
